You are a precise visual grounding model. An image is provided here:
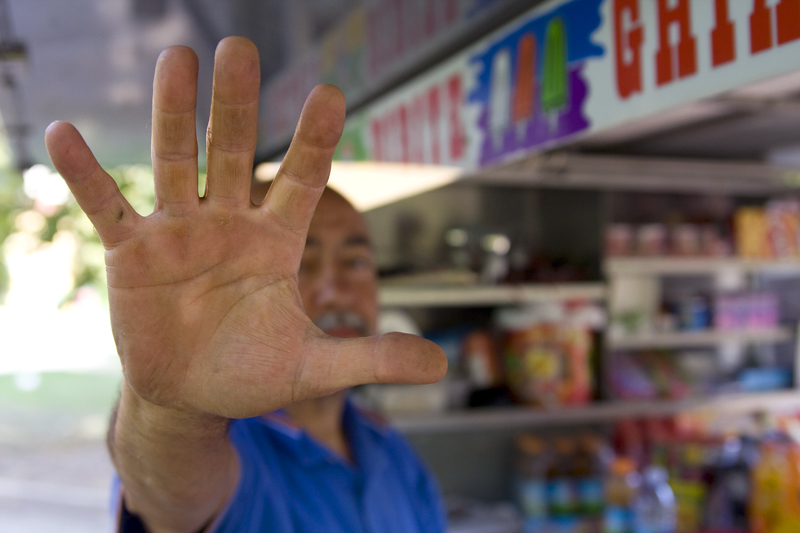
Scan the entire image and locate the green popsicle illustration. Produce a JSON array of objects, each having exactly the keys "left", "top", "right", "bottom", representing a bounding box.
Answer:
[{"left": 542, "top": 17, "right": 568, "bottom": 119}]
